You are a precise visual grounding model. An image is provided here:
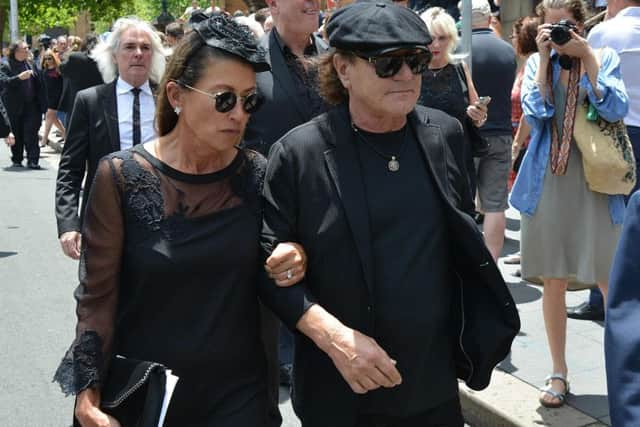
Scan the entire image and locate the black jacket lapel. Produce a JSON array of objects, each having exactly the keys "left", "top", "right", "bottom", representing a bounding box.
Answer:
[
  {"left": 409, "top": 109, "right": 451, "bottom": 201},
  {"left": 321, "top": 107, "right": 375, "bottom": 297},
  {"left": 99, "top": 81, "right": 120, "bottom": 151}
]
